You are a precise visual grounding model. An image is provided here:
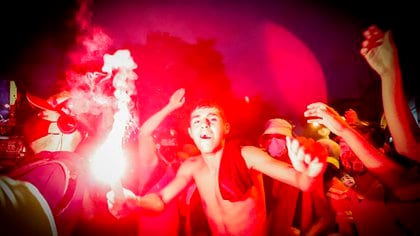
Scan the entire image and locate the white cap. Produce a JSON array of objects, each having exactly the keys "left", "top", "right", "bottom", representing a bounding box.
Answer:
[{"left": 262, "top": 118, "right": 293, "bottom": 137}]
